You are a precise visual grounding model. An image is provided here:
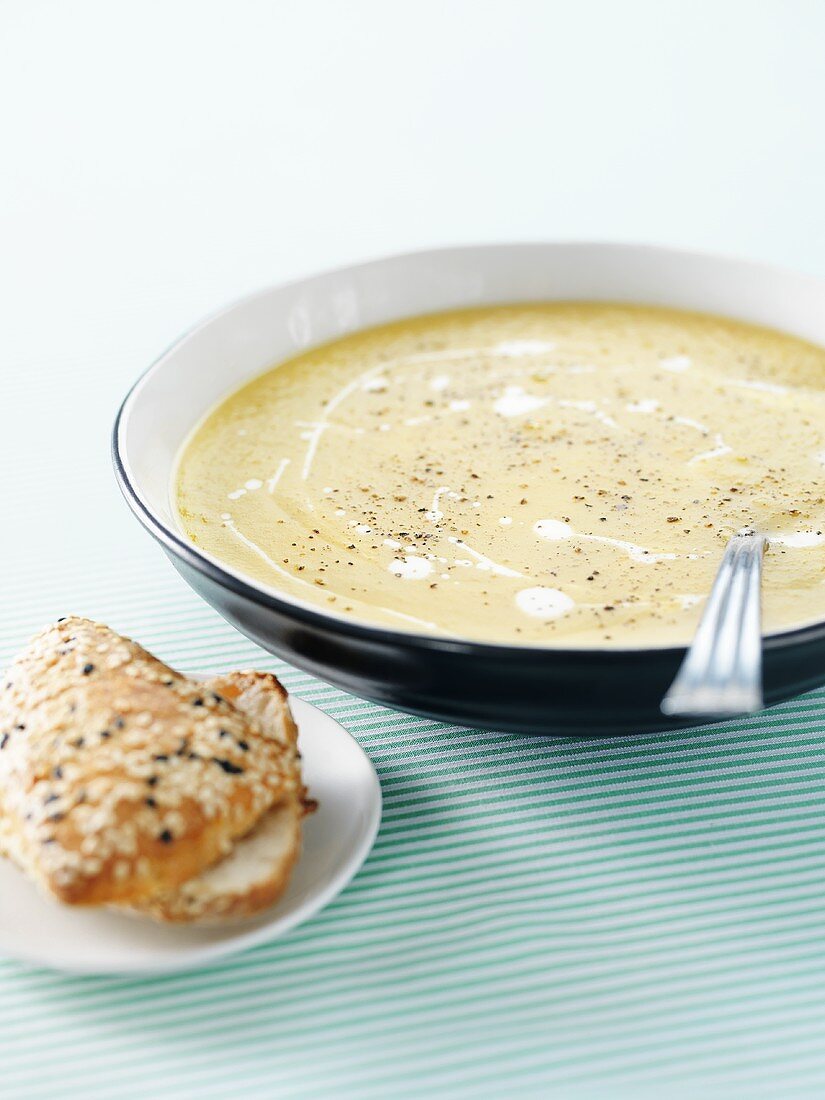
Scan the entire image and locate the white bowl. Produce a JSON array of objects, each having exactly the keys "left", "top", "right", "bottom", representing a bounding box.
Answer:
[{"left": 113, "top": 243, "right": 825, "bottom": 734}]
